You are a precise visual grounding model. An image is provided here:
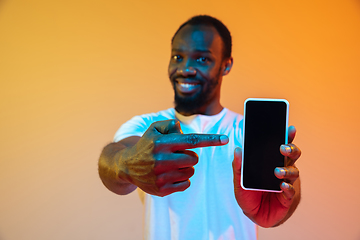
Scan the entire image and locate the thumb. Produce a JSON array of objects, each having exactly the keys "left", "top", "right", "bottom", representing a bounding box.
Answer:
[
  {"left": 151, "top": 119, "right": 183, "bottom": 135},
  {"left": 232, "top": 147, "right": 242, "bottom": 188}
]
